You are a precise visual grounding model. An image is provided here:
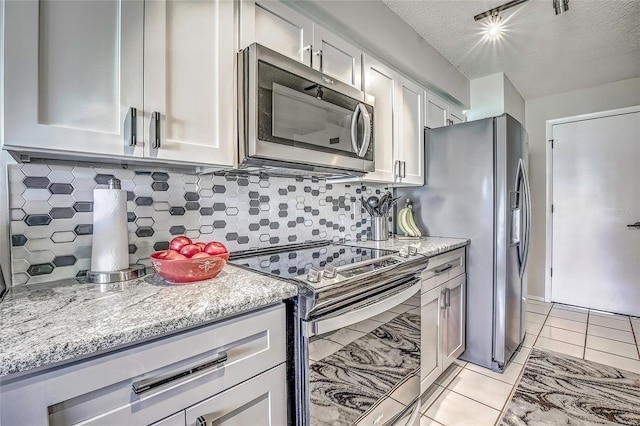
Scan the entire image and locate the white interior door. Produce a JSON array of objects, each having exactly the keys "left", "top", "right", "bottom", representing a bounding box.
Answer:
[{"left": 551, "top": 110, "right": 640, "bottom": 316}]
